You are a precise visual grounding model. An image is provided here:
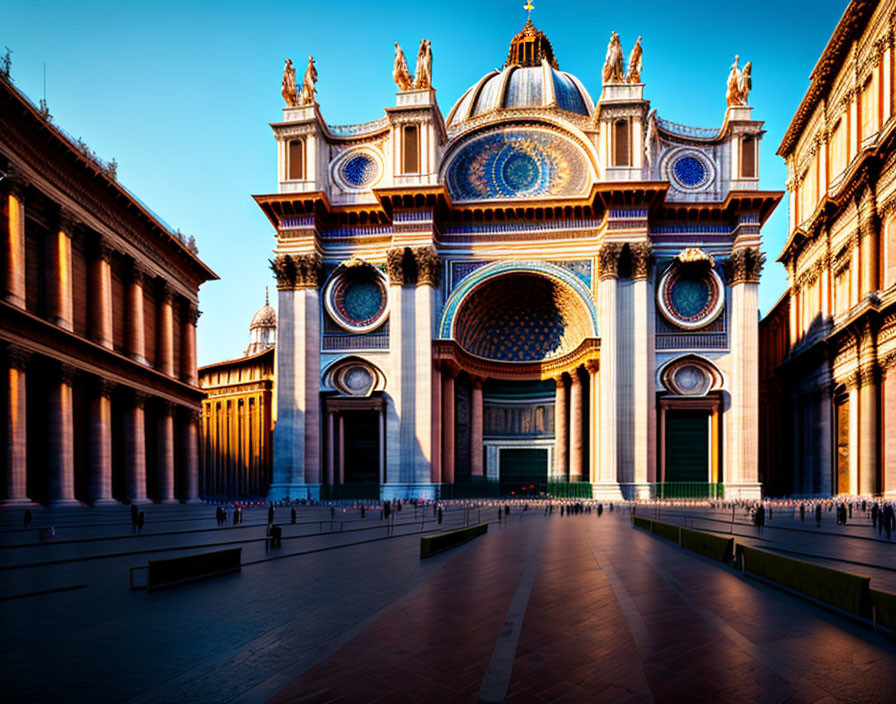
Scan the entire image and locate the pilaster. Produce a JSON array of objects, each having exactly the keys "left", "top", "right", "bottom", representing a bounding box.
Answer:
[
  {"left": 569, "top": 369, "right": 583, "bottom": 482},
  {"left": 631, "top": 241, "right": 655, "bottom": 487}
]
